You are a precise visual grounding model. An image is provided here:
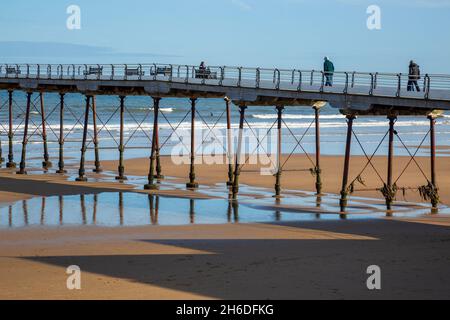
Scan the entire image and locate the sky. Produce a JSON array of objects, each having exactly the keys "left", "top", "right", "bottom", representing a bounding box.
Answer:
[{"left": 0, "top": 0, "right": 449, "bottom": 73}]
